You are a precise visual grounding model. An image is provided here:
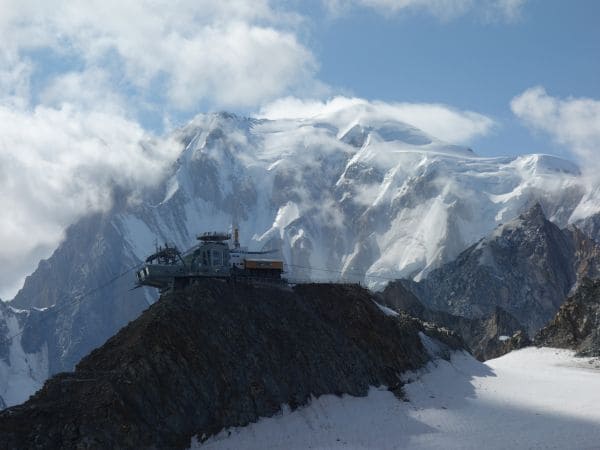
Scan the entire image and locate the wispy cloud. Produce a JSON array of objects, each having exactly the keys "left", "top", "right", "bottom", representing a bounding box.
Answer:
[
  {"left": 511, "top": 86, "right": 600, "bottom": 219},
  {"left": 511, "top": 87, "right": 600, "bottom": 175},
  {"left": 323, "top": 0, "right": 527, "bottom": 21},
  {"left": 259, "top": 96, "right": 495, "bottom": 145}
]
